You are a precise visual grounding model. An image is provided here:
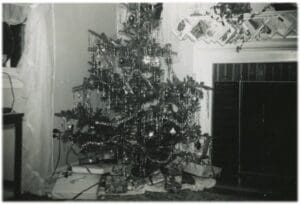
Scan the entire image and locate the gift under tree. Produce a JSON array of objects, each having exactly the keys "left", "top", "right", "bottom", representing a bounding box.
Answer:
[{"left": 54, "top": 3, "right": 212, "bottom": 192}]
